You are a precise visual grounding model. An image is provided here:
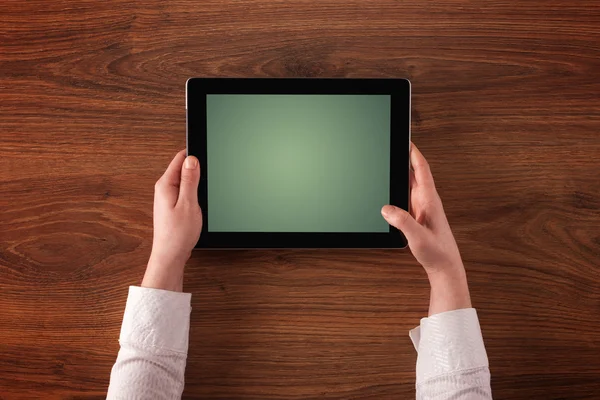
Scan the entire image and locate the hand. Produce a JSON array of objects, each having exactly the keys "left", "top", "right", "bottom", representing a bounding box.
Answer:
[
  {"left": 381, "top": 142, "right": 471, "bottom": 315},
  {"left": 142, "top": 150, "right": 202, "bottom": 292}
]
